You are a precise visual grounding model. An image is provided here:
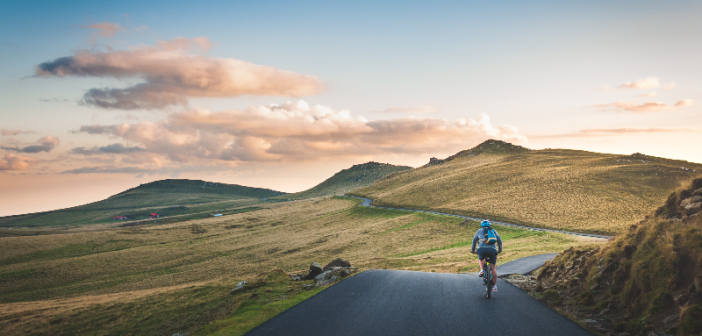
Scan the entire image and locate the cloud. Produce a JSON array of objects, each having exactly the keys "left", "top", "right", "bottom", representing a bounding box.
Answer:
[
  {"left": 619, "top": 77, "right": 661, "bottom": 89},
  {"left": 675, "top": 99, "right": 694, "bottom": 107},
  {"left": 73, "top": 100, "right": 527, "bottom": 166},
  {"left": 375, "top": 105, "right": 437, "bottom": 114},
  {"left": 637, "top": 91, "right": 657, "bottom": 97},
  {"left": 61, "top": 166, "right": 153, "bottom": 174},
  {"left": 80, "top": 22, "right": 127, "bottom": 38},
  {"left": 1, "top": 129, "right": 36, "bottom": 136},
  {"left": 38, "top": 98, "right": 69, "bottom": 103},
  {"left": 531, "top": 127, "right": 700, "bottom": 139},
  {"left": 0, "top": 153, "right": 42, "bottom": 170},
  {"left": 36, "top": 38, "right": 324, "bottom": 110},
  {"left": 595, "top": 85, "right": 613, "bottom": 91},
  {"left": 2, "top": 135, "right": 59, "bottom": 153},
  {"left": 594, "top": 100, "right": 694, "bottom": 112},
  {"left": 617, "top": 77, "right": 675, "bottom": 90},
  {"left": 70, "top": 143, "right": 146, "bottom": 155}
]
